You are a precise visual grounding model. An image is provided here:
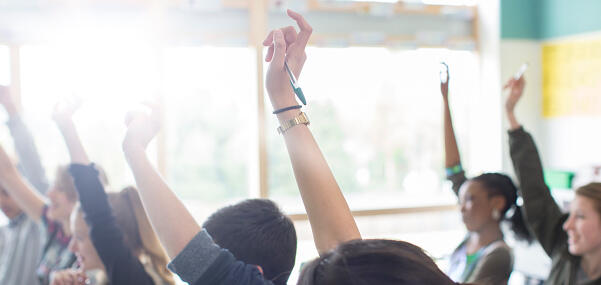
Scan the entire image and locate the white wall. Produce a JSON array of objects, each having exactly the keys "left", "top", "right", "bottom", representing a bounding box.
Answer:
[
  {"left": 500, "top": 40, "right": 544, "bottom": 174},
  {"left": 500, "top": 36, "right": 601, "bottom": 179}
]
